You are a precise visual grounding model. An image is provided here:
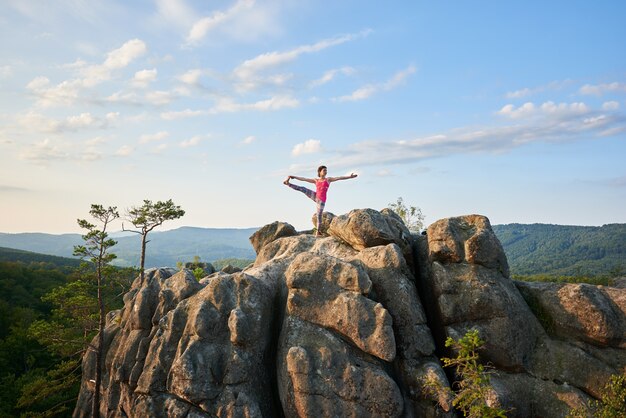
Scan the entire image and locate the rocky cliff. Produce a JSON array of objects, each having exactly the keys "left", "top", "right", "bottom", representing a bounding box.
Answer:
[{"left": 73, "top": 210, "right": 626, "bottom": 418}]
